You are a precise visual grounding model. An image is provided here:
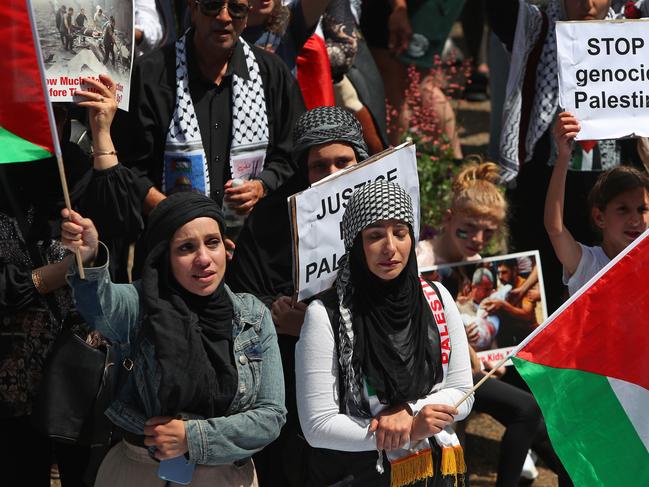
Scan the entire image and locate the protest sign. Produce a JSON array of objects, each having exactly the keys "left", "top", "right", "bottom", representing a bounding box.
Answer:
[
  {"left": 289, "top": 142, "right": 419, "bottom": 301},
  {"left": 556, "top": 19, "right": 649, "bottom": 140},
  {"left": 31, "top": 0, "right": 134, "bottom": 110},
  {"left": 420, "top": 251, "right": 547, "bottom": 367}
]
